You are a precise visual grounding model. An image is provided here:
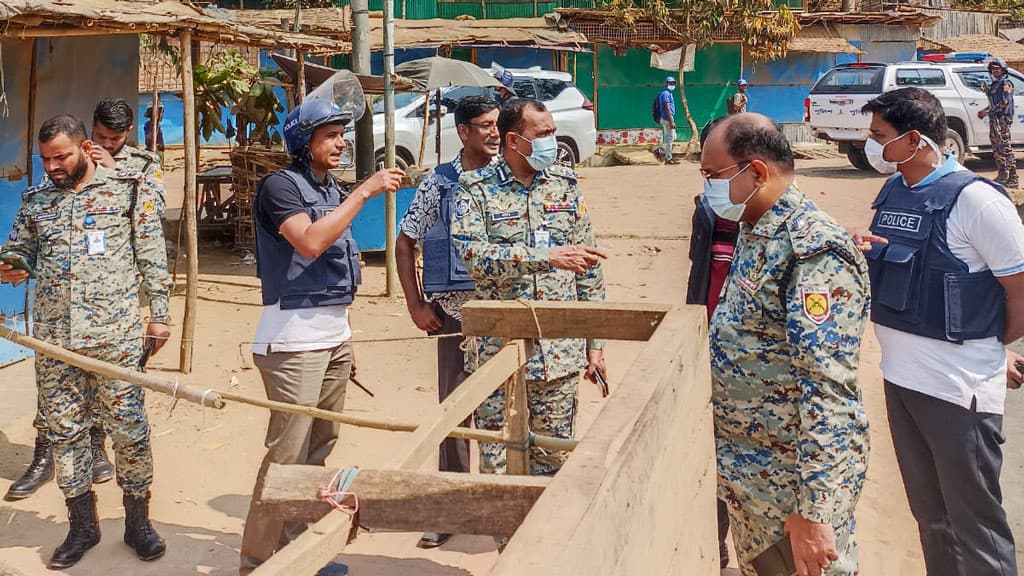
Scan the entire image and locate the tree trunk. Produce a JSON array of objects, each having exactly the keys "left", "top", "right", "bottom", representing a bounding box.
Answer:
[
  {"left": 677, "top": 62, "right": 699, "bottom": 152},
  {"left": 841, "top": 0, "right": 856, "bottom": 11}
]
